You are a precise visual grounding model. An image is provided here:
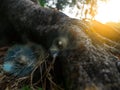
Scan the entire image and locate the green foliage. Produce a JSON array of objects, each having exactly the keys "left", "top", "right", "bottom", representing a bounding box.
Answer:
[
  {"left": 38, "top": 0, "right": 46, "bottom": 7},
  {"left": 56, "top": 0, "right": 69, "bottom": 10},
  {"left": 37, "top": 0, "right": 109, "bottom": 20},
  {"left": 38, "top": 88, "right": 43, "bottom": 90}
]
